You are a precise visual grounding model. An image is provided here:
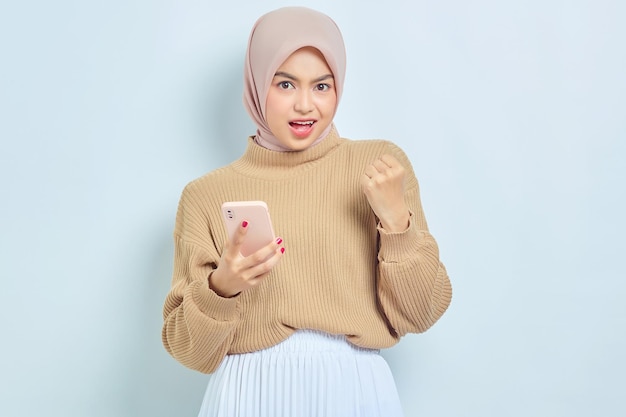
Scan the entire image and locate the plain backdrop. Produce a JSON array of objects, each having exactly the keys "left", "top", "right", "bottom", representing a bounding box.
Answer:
[{"left": 1, "top": 0, "right": 624, "bottom": 416}]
